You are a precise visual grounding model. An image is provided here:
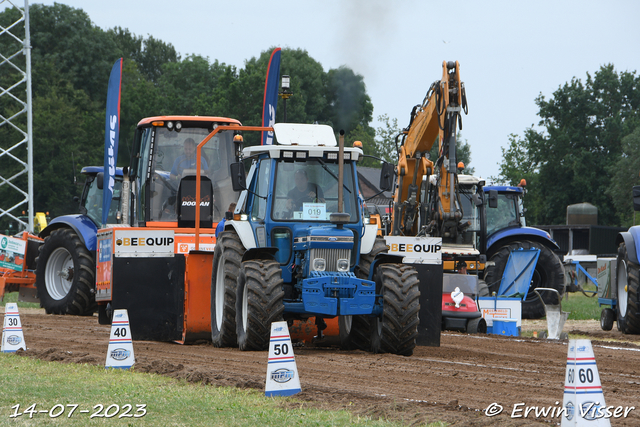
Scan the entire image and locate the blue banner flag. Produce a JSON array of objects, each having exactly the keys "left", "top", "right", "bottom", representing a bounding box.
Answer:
[
  {"left": 262, "top": 48, "right": 281, "bottom": 145},
  {"left": 102, "top": 58, "right": 123, "bottom": 226}
]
